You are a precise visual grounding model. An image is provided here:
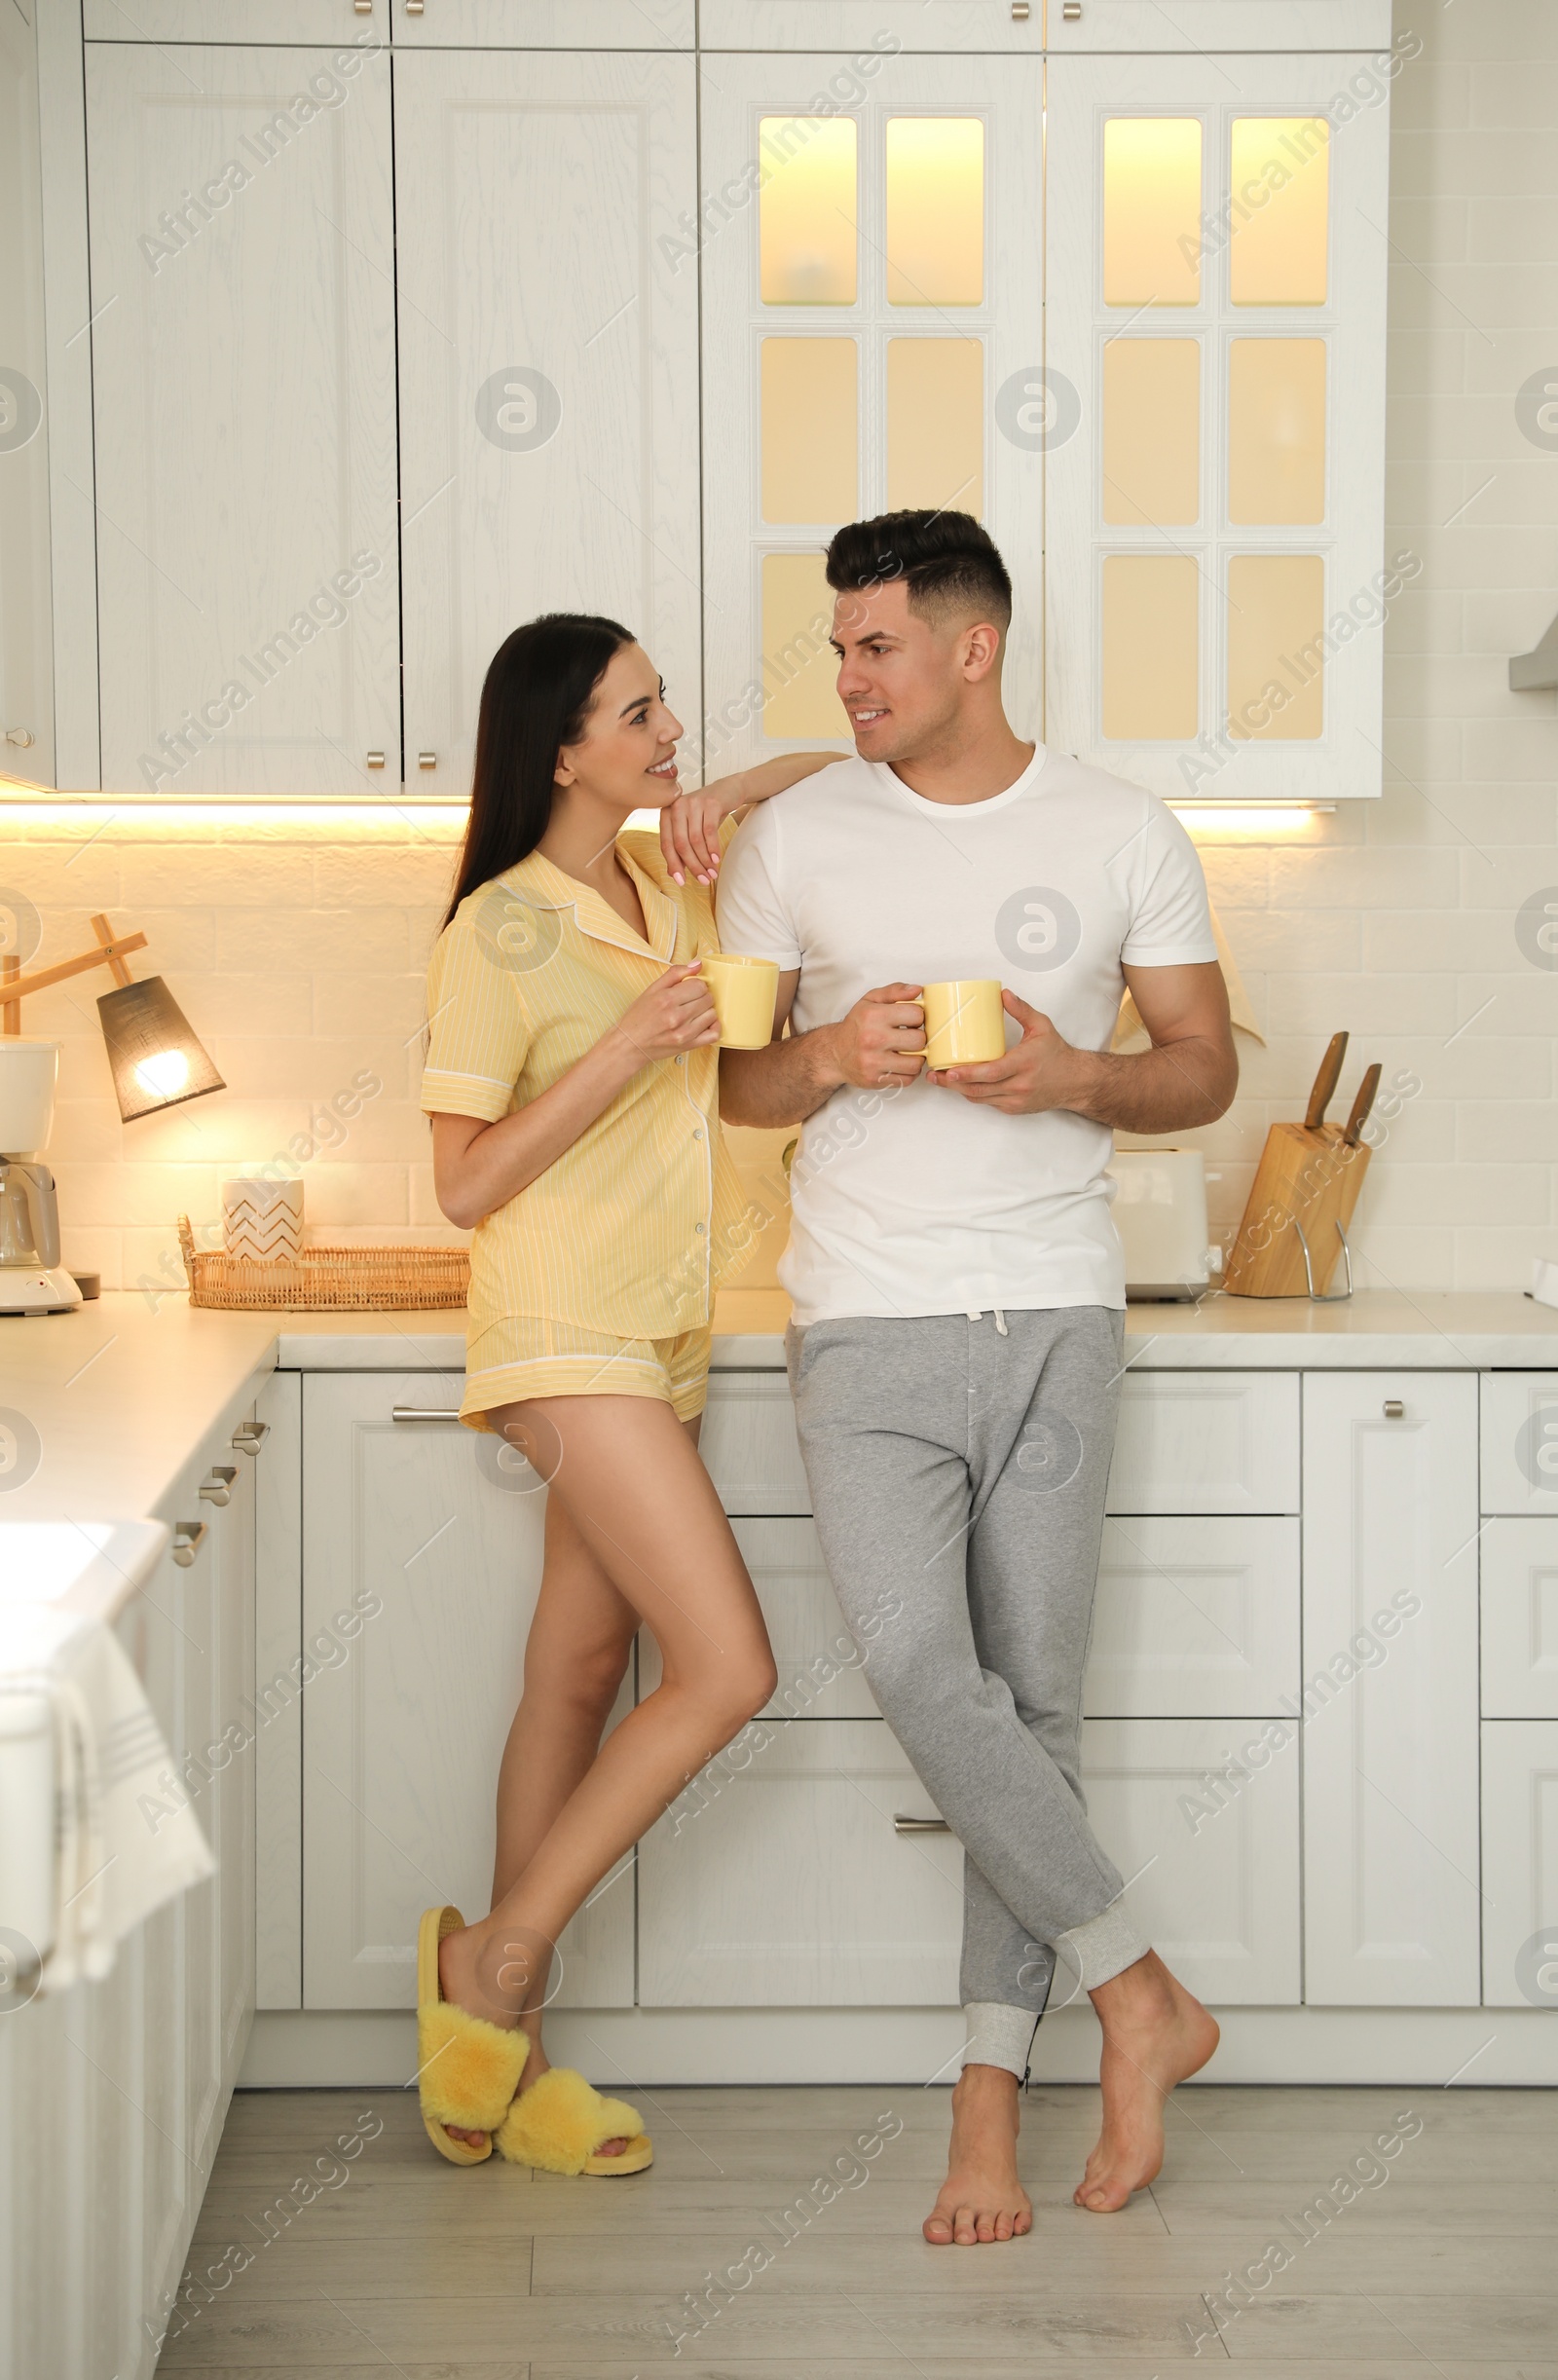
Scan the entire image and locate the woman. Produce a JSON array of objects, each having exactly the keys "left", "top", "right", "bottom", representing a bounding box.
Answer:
[{"left": 418, "top": 613, "right": 838, "bottom": 2174}]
